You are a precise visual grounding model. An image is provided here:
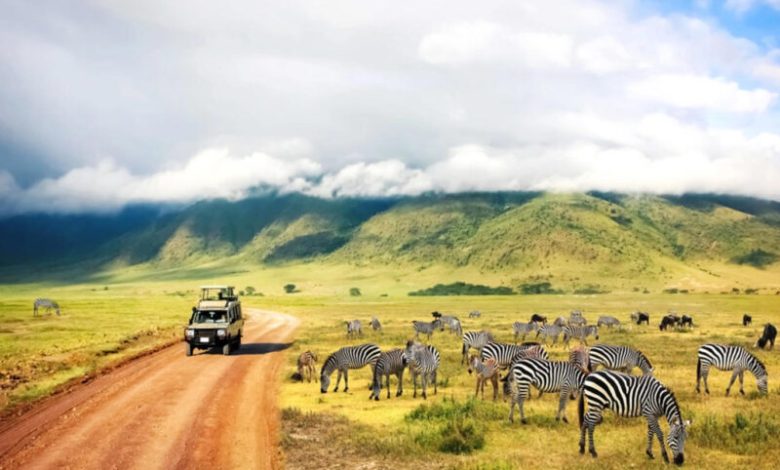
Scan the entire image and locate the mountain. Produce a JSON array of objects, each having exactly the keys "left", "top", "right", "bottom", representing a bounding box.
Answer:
[{"left": 1, "top": 192, "right": 779, "bottom": 287}]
